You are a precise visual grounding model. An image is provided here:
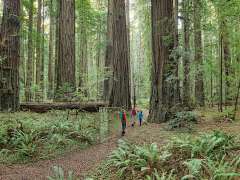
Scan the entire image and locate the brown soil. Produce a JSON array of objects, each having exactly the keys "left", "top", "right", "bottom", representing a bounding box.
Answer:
[{"left": 0, "top": 109, "right": 149, "bottom": 180}]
